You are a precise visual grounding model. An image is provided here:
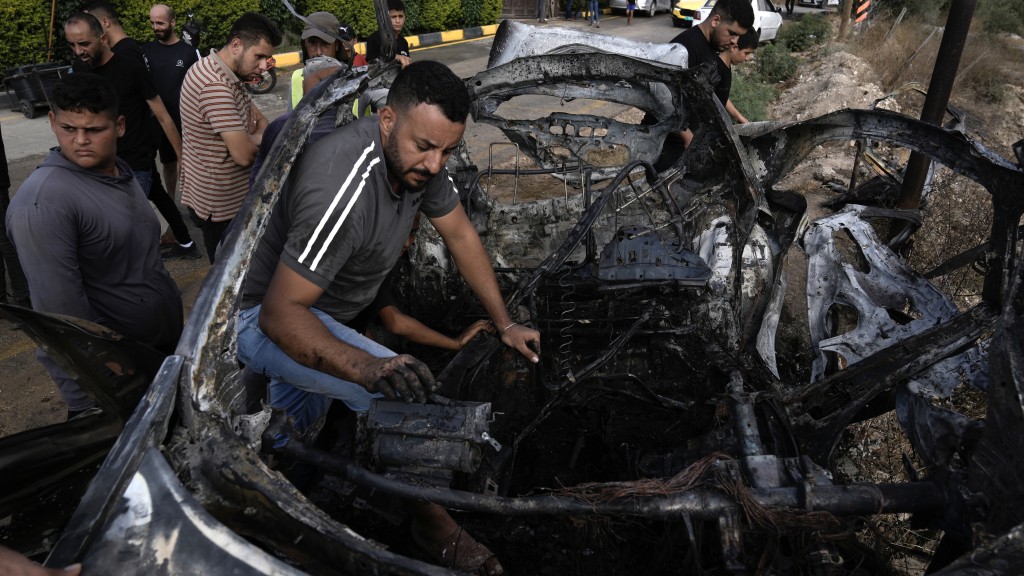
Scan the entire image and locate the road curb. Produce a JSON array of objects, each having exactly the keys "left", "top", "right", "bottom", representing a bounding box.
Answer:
[{"left": 273, "top": 23, "right": 500, "bottom": 67}]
